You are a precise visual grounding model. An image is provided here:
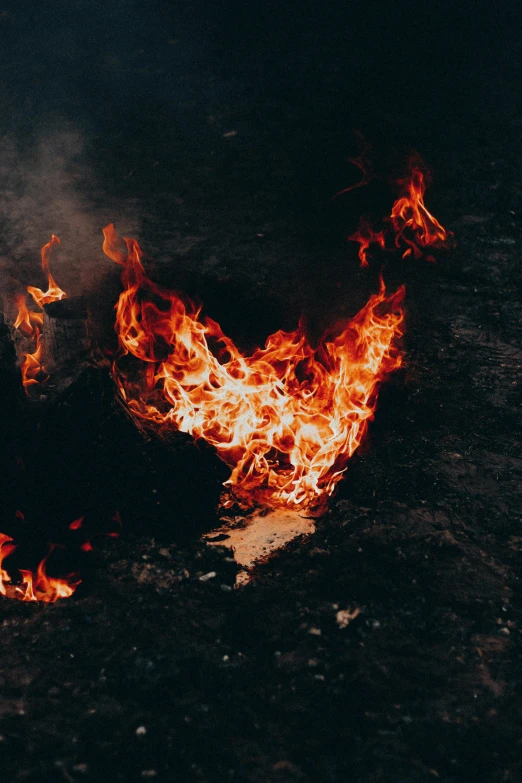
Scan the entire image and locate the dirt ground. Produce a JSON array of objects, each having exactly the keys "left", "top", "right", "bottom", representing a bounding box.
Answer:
[{"left": 0, "top": 3, "right": 521, "bottom": 781}]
